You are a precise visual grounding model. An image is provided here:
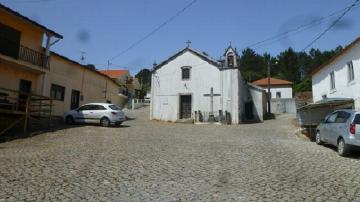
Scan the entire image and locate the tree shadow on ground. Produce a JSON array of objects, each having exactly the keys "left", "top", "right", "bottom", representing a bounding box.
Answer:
[{"left": 0, "top": 118, "right": 86, "bottom": 143}]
